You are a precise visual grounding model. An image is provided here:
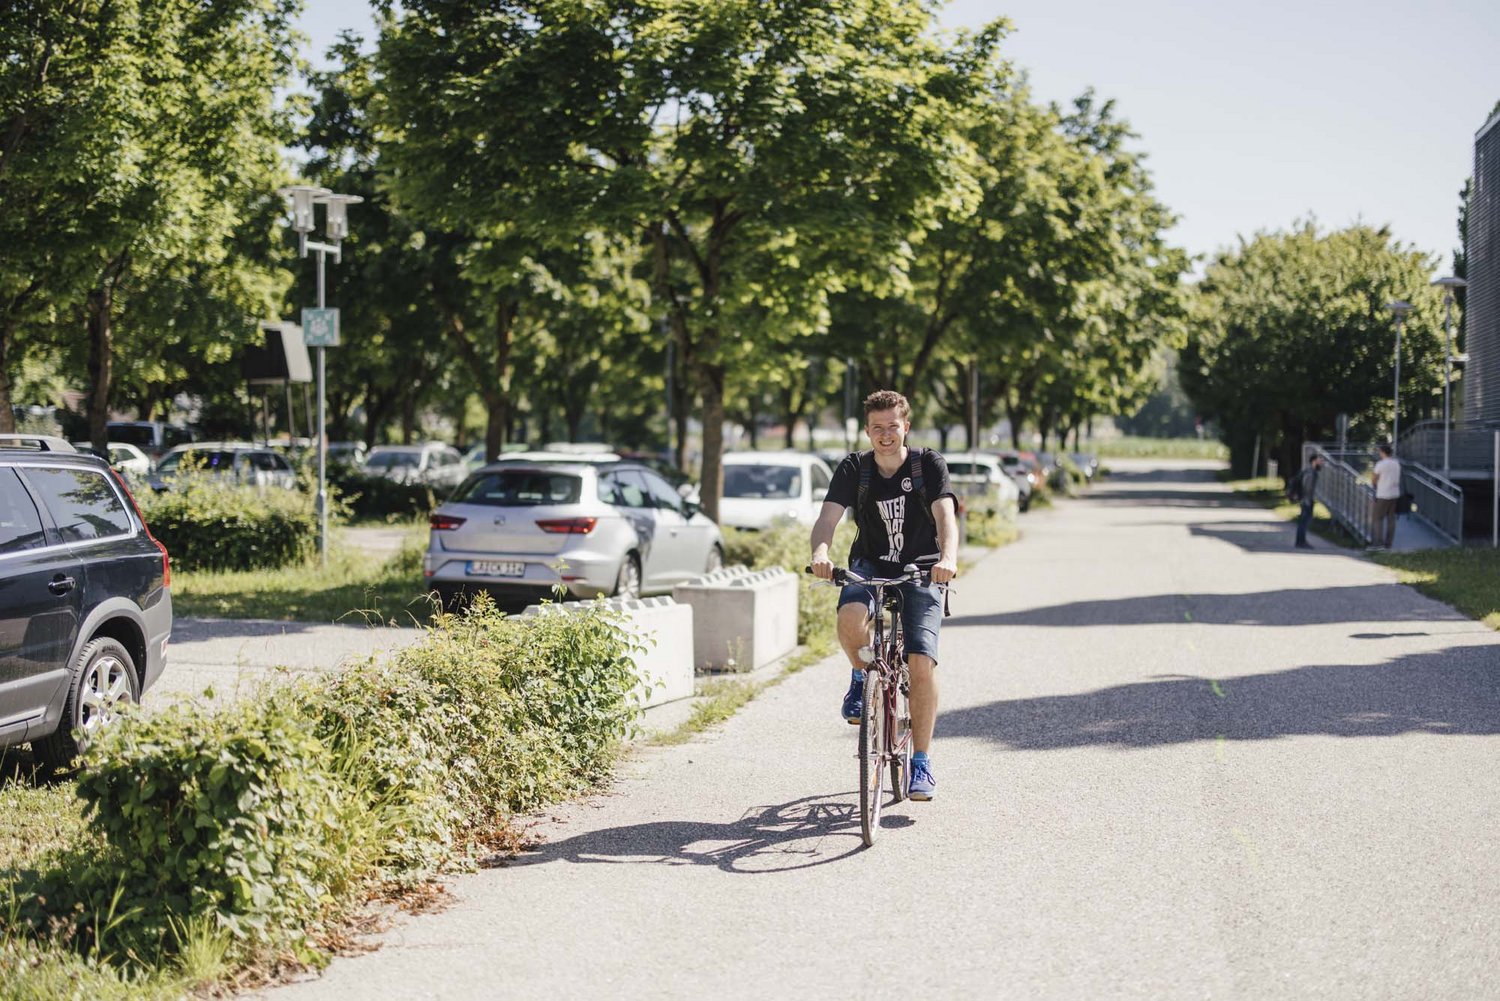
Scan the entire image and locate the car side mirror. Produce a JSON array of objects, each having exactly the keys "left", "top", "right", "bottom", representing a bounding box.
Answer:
[{"left": 683, "top": 498, "right": 702, "bottom": 519}]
